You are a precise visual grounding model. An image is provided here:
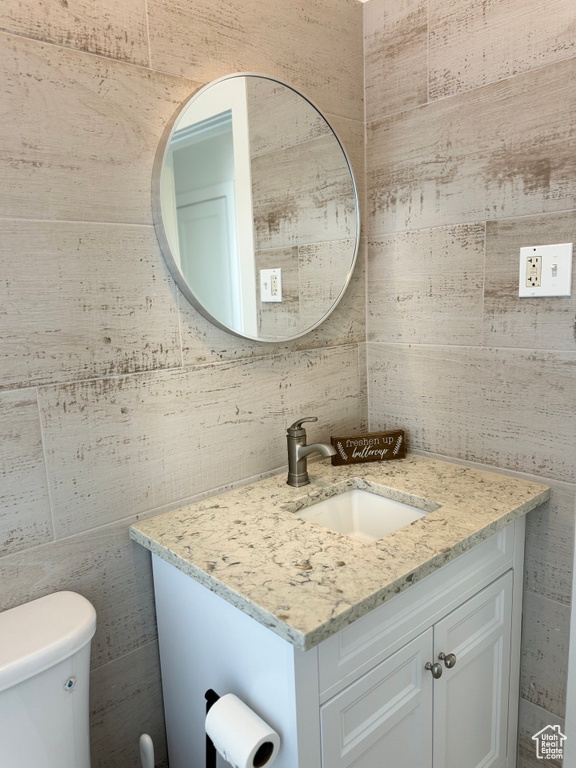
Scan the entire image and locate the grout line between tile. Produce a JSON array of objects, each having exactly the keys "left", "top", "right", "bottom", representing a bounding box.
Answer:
[
  {"left": 252, "top": 235, "right": 354, "bottom": 254},
  {"left": 426, "top": 0, "right": 430, "bottom": 104},
  {"left": 429, "top": 51, "right": 576, "bottom": 107},
  {"left": 519, "top": 696, "right": 567, "bottom": 724},
  {"left": 365, "top": 95, "right": 430, "bottom": 126},
  {"left": 0, "top": 27, "right": 155, "bottom": 73},
  {"left": 34, "top": 387, "right": 57, "bottom": 543},
  {"left": 91, "top": 637, "right": 159, "bottom": 674},
  {"left": 0, "top": 364, "right": 187, "bottom": 395},
  {"left": 142, "top": 0, "right": 153, "bottom": 69},
  {"left": 367, "top": 207, "right": 576, "bottom": 241},
  {"left": 367, "top": 48, "right": 576, "bottom": 124},
  {"left": 480, "top": 220, "right": 487, "bottom": 346},
  {"left": 0, "top": 341, "right": 363, "bottom": 396},
  {"left": 0, "top": 214, "right": 154, "bottom": 228},
  {"left": 175, "top": 290, "right": 185, "bottom": 370},
  {"left": 365, "top": 342, "right": 372, "bottom": 432},
  {"left": 361, "top": 0, "right": 369, "bottom": 393},
  {"left": 364, "top": 340, "right": 576, "bottom": 354}
]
